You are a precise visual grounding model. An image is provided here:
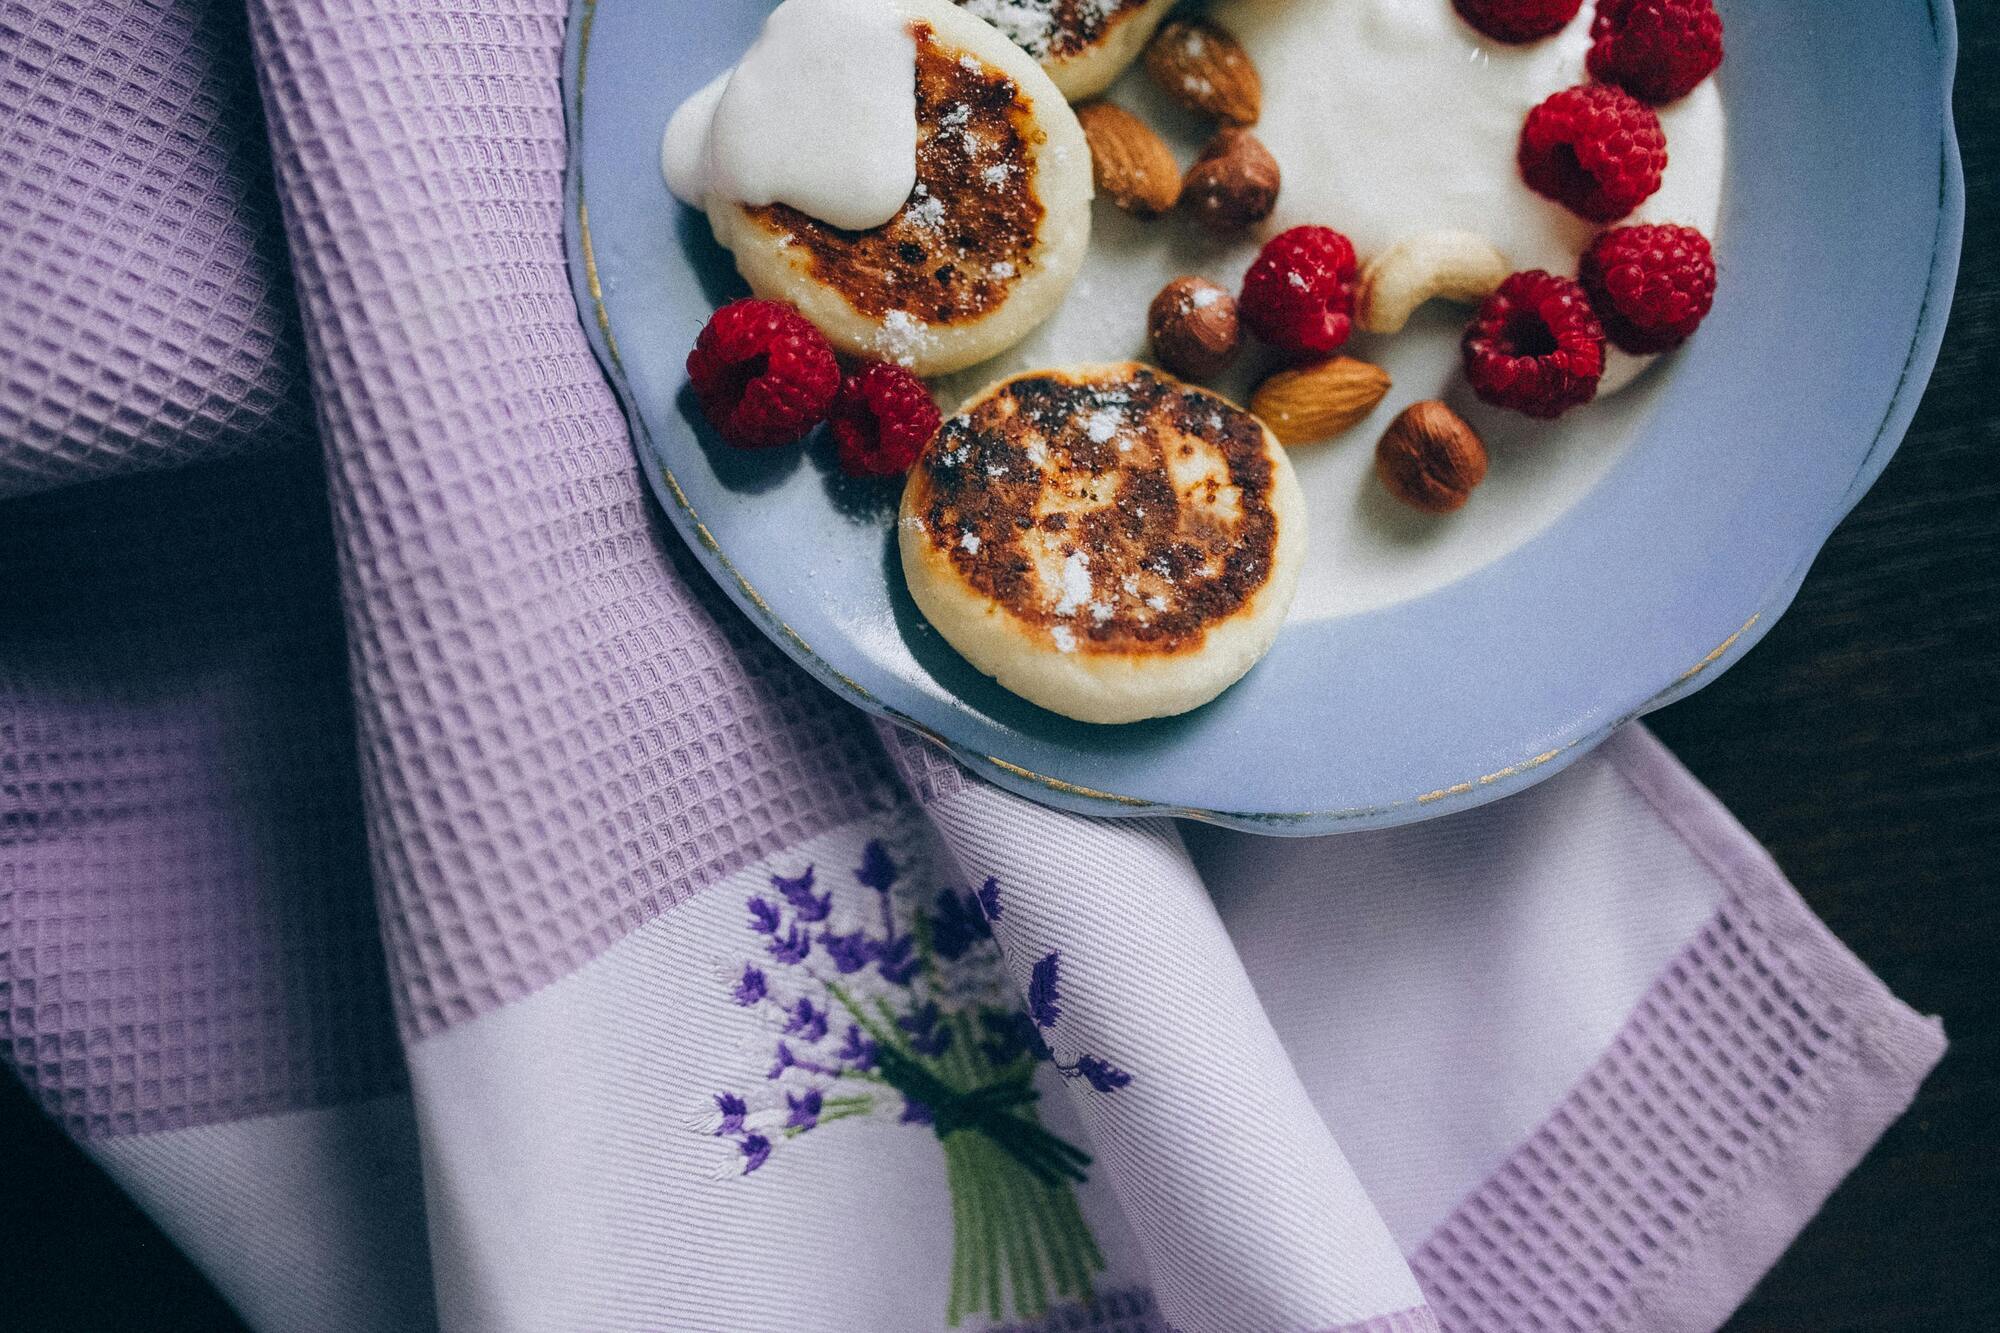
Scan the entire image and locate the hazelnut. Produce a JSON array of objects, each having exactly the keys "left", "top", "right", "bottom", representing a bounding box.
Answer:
[
  {"left": 1148, "top": 277, "right": 1242, "bottom": 381},
  {"left": 1181, "top": 127, "right": 1280, "bottom": 235},
  {"left": 1376, "top": 401, "right": 1489, "bottom": 513}
]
